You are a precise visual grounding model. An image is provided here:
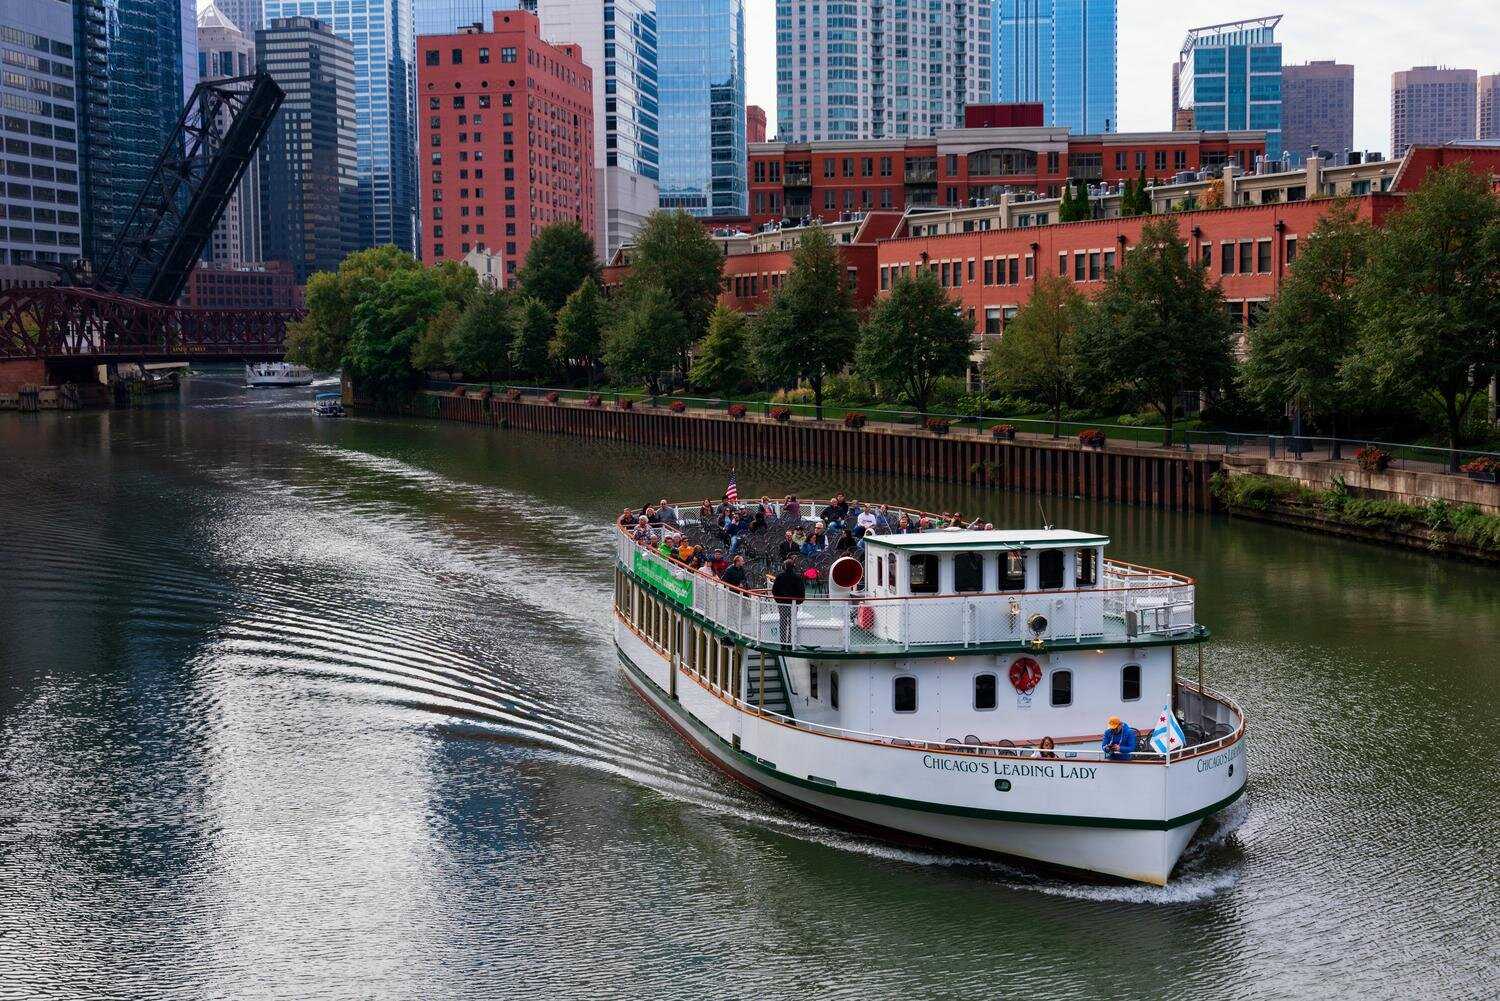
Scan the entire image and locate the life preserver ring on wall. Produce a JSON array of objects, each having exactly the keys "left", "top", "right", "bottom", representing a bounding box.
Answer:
[{"left": 1008, "top": 656, "right": 1042, "bottom": 693}]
